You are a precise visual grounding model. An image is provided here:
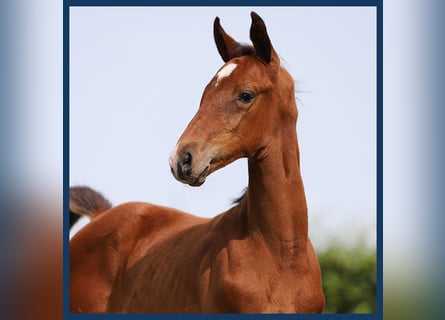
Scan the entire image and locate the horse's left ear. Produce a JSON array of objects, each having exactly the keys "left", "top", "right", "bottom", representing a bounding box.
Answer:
[{"left": 250, "top": 12, "right": 279, "bottom": 69}]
